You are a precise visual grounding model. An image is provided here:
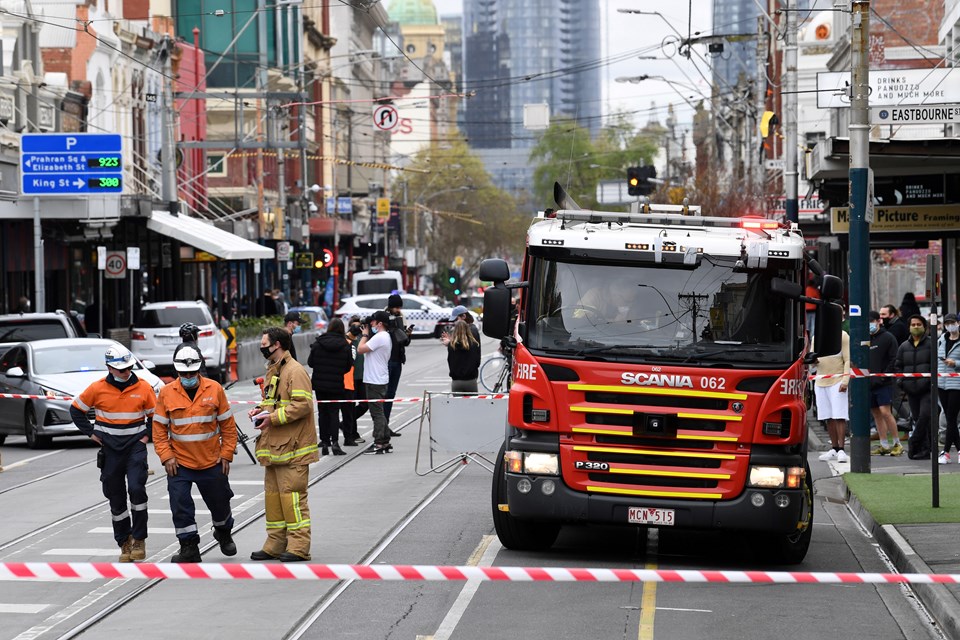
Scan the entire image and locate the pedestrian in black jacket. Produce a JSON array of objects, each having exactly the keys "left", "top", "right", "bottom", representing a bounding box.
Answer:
[
  {"left": 869, "top": 310, "right": 903, "bottom": 455},
  {"left": 880, "top": 304, "right": 908, "bottom": 344},
  {"left": 895, "top": 315, "right": 933, "bottom": 459},
  {"left": 444, "top": 321, "right": 481, "bottom": 393},
  {"left": 308, "top": 318, "right": 353, "bottom": 455}
]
